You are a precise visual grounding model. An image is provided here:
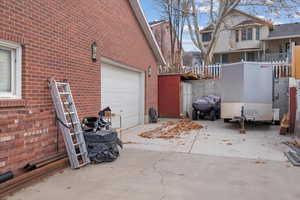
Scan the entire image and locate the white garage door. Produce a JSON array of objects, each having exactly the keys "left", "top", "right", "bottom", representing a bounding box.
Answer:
[{"left": 101, "top": 61, "right": 144, "bottom": 129}]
